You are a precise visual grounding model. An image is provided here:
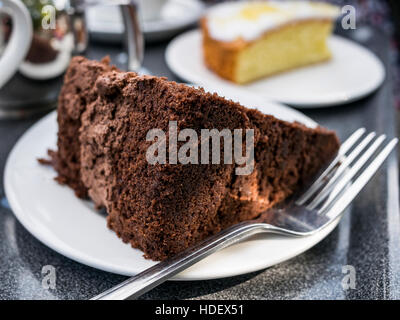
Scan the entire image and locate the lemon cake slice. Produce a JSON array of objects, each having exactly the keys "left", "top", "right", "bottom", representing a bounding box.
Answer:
[{"left": 202, "top": 1, "right": 340, "bottom": 84}]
